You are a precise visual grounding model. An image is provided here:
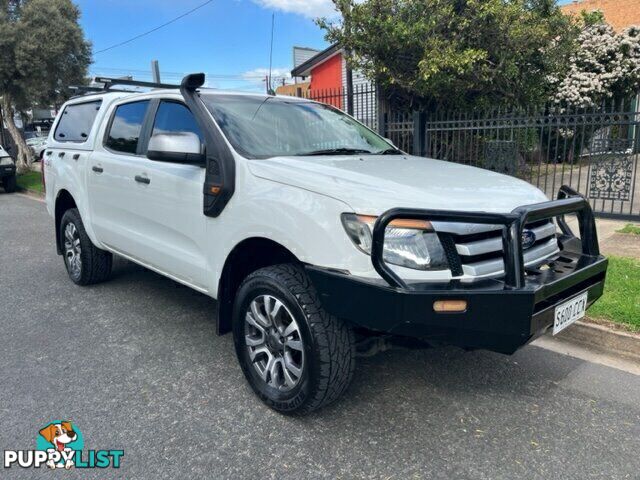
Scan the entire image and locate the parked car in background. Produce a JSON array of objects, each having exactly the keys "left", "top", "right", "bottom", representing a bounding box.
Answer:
[
  {"left": 0, "top": 145, "right": 17, "bottom": 193},
  {"left": 43, "top": 75, "right": 608, "bottom": 414},
  {"left": 25, "top": 132, "right": 49, "bottom": 161}
]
